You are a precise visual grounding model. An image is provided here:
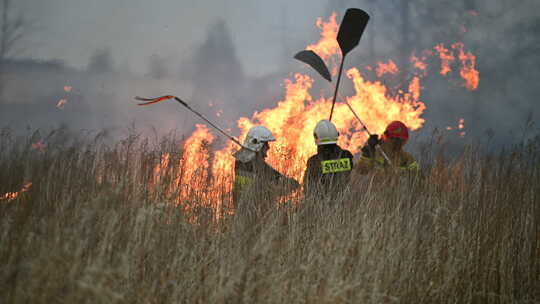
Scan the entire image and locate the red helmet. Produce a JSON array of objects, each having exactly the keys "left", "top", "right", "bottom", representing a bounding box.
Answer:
[{"left": 382, "top": 121, "right": 409, "bottom": 142}]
